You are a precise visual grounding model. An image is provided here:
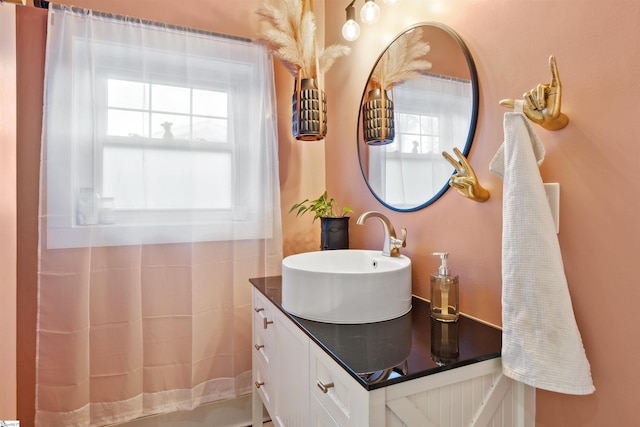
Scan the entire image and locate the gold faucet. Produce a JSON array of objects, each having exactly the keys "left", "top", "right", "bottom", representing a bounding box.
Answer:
[{"left": 356, "top": 211, "right": 407, "bottom": 257}]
